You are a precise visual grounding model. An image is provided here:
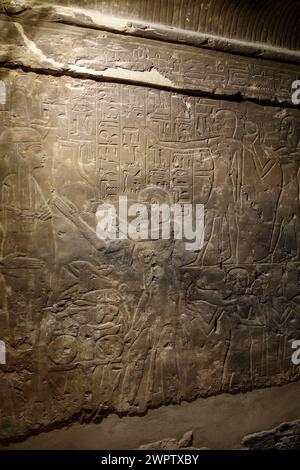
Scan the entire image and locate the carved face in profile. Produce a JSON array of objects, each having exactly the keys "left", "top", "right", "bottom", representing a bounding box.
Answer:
[
  {"left": 251, "top": 275, "right": 271, "bottom": 302},
  {"left": 159, "top": 324, "right": 176, "bottom": 349},
  {"left": 19, "top": 142, "right": 46, "bottom": 169},
  {"left": 225, "top": 268, "right": 249, "bottom": 296},
  {"left": 244, "top": 120, "right": 259, "bottom": 144},
  {"left": 212, "top": 110, "right": 237, "bottom": 139},
  {"left": 279, "top": 117, "right": 295, "bottom": 147},
  {"left": 0, "top": 128, "right": 46, "bottom": 171},
  {"left": 95, "top": 304, "right": 119, "bottom": 323},
  {"left": 138, "top": 248, "right": 154, "bottom": 266}
]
